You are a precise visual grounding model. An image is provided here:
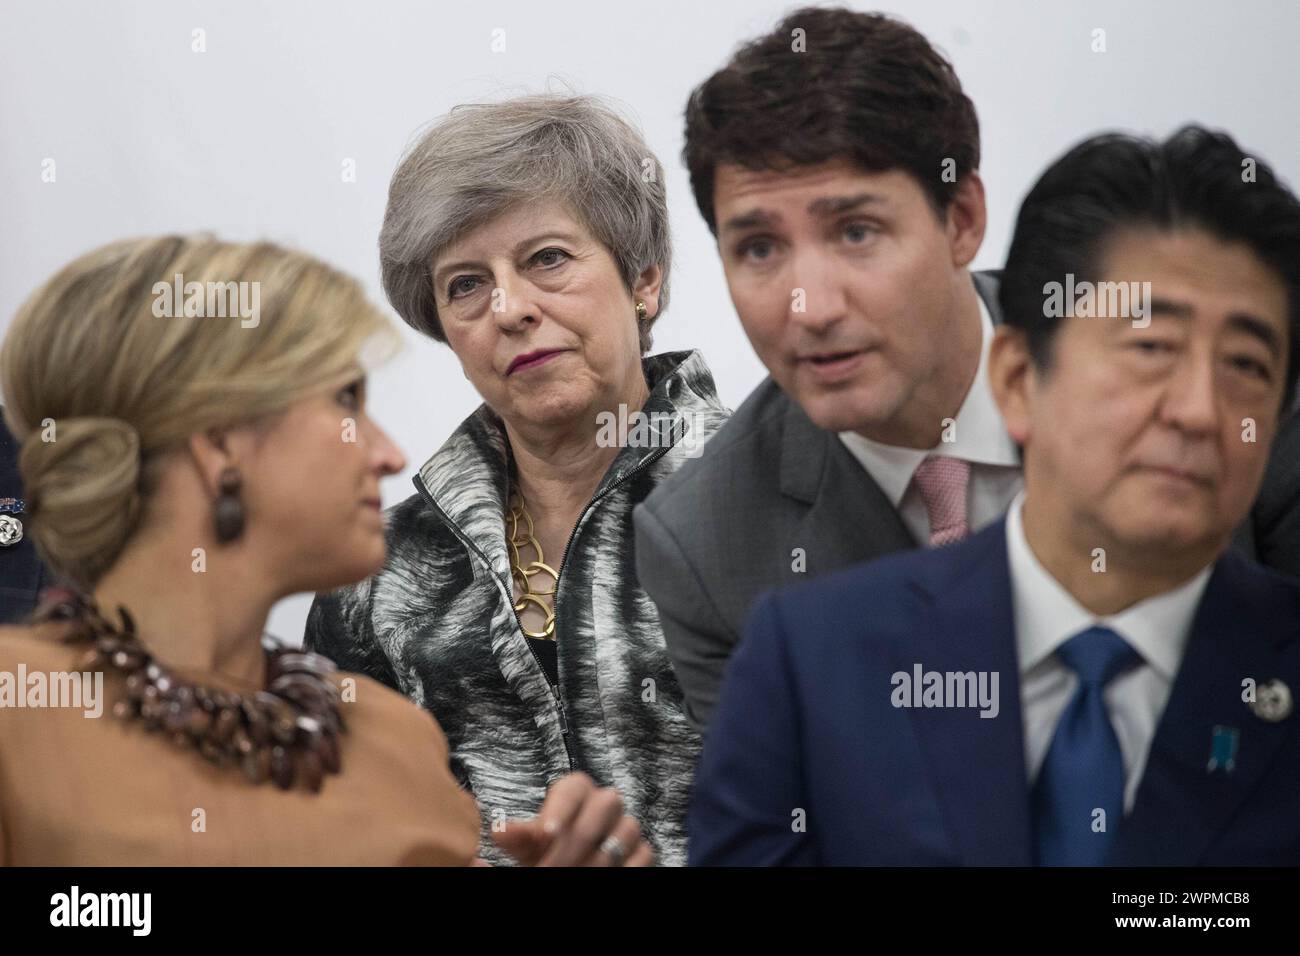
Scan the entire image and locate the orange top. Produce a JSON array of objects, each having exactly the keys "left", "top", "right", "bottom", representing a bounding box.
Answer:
[{"left": 0, "top": 623, "right": 481, "bottom": 866}]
